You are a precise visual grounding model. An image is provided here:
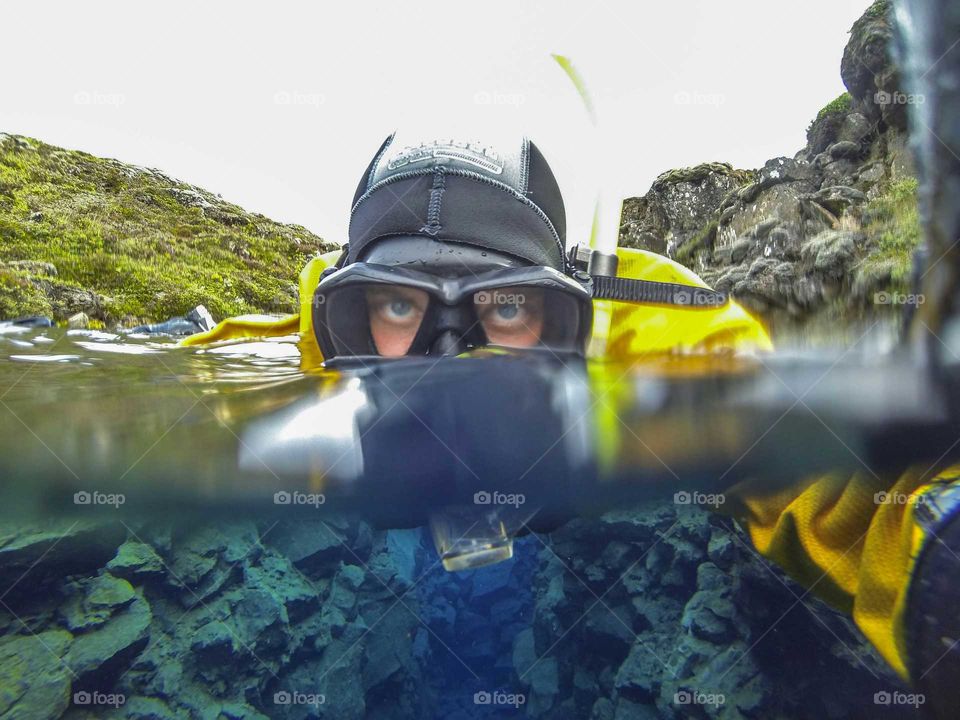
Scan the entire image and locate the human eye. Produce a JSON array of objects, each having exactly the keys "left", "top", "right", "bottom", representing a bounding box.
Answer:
[{"left": 367, "top": 287, "right": 427, "bottom": 325}]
